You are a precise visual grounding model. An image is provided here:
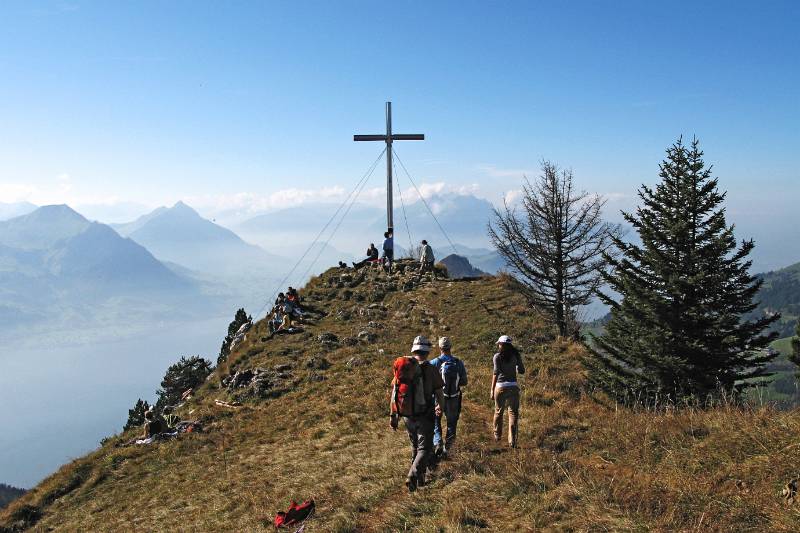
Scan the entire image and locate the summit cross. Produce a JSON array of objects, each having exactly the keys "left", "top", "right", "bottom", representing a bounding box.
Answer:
[{"left": 354, "top": 101, "right": 424, "bottom": 233}]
